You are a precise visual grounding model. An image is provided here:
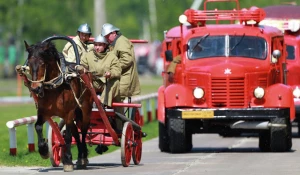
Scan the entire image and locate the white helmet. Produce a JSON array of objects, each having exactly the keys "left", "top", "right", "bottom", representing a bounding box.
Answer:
[
  {"left": 101, "top": 23, "right": 120, "bottom": 36},
  {"left": 94, "top": 35, "right": 108, "bottom": 44},
  {"left": 77, "top": 23, "right": 92, "bottom": 34}
]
